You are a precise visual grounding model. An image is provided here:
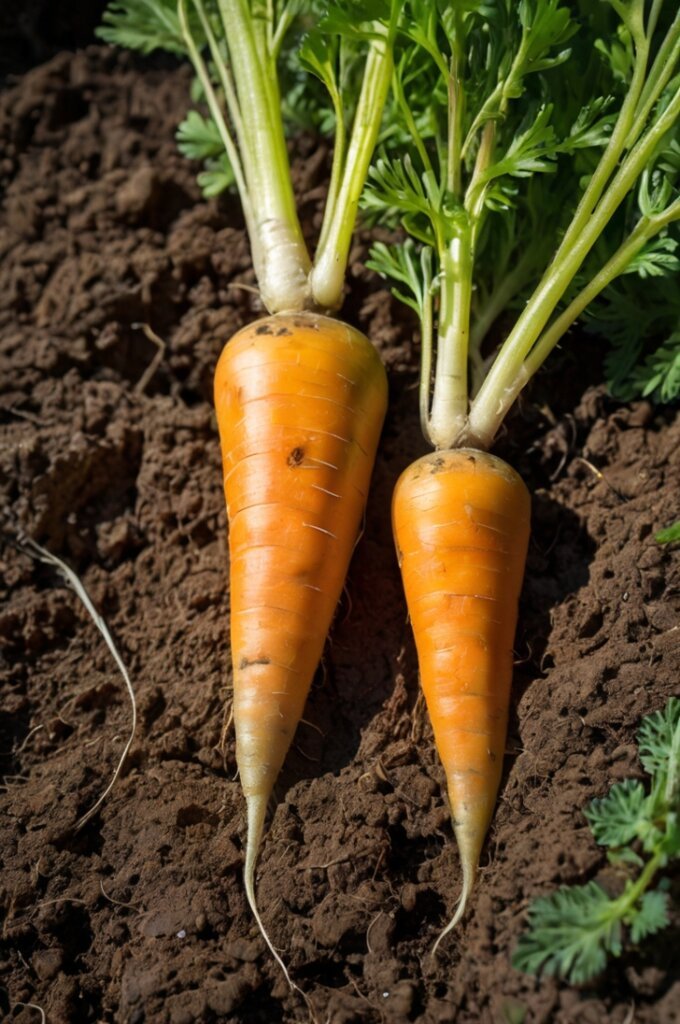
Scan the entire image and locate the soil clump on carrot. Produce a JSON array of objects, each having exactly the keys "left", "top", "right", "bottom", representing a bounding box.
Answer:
[{"left": 1, "top": 45, "right": 679, "bottom": 1024}]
